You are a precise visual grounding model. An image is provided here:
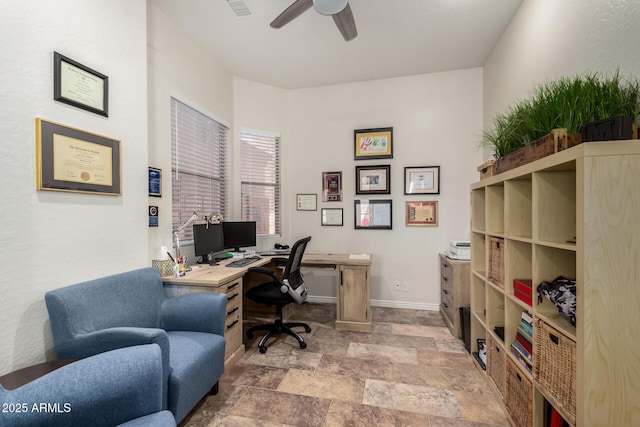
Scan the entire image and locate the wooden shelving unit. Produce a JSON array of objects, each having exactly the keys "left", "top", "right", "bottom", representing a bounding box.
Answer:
[{"left": 470, "top": 140, "right": 640, "bottom": 427}]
